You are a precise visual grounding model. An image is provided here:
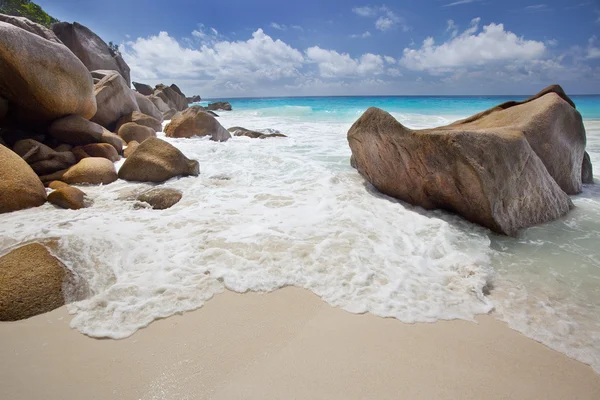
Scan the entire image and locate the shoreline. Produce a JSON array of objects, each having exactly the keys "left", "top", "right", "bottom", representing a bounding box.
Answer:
[{"left": 1, "top": 287, "right": 599, "bottom": 400}]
